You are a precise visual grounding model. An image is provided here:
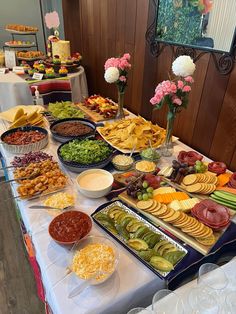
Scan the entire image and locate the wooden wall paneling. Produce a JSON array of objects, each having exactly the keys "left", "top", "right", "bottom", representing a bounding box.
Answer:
[
  {"left": 174, "top": 53, "right": 210, "bottom": 146},
  {"left": 191, "top": 55, "right": 230, "bottom": 156},
  {"left": 122, "top": 0, "right": 137, "bottom": 111},
  {"left": 62, "top": 1, "right": 81, "bottom": 53},
  {"left": 140, "top": 0, "right": 159, "bottom": 120},
  {"left": 209, "top": 65, "right": 236, "bottom": 169},
  {"left": 230, "top": 151, "right": 236, "bottom": 171},
  {"left": 130, "top": 0, "right": 149, "bottom": 115},
  {"left": 151, "top": 46, "right": 175, "bottom": 128}
]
